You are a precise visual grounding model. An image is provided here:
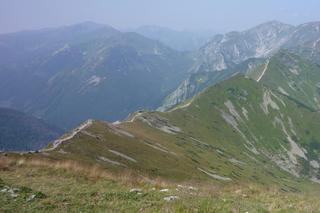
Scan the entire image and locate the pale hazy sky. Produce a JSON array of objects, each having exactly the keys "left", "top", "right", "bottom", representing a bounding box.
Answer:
[{"left": 1, "top": 0, "right": 320, "bottom": 34}]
